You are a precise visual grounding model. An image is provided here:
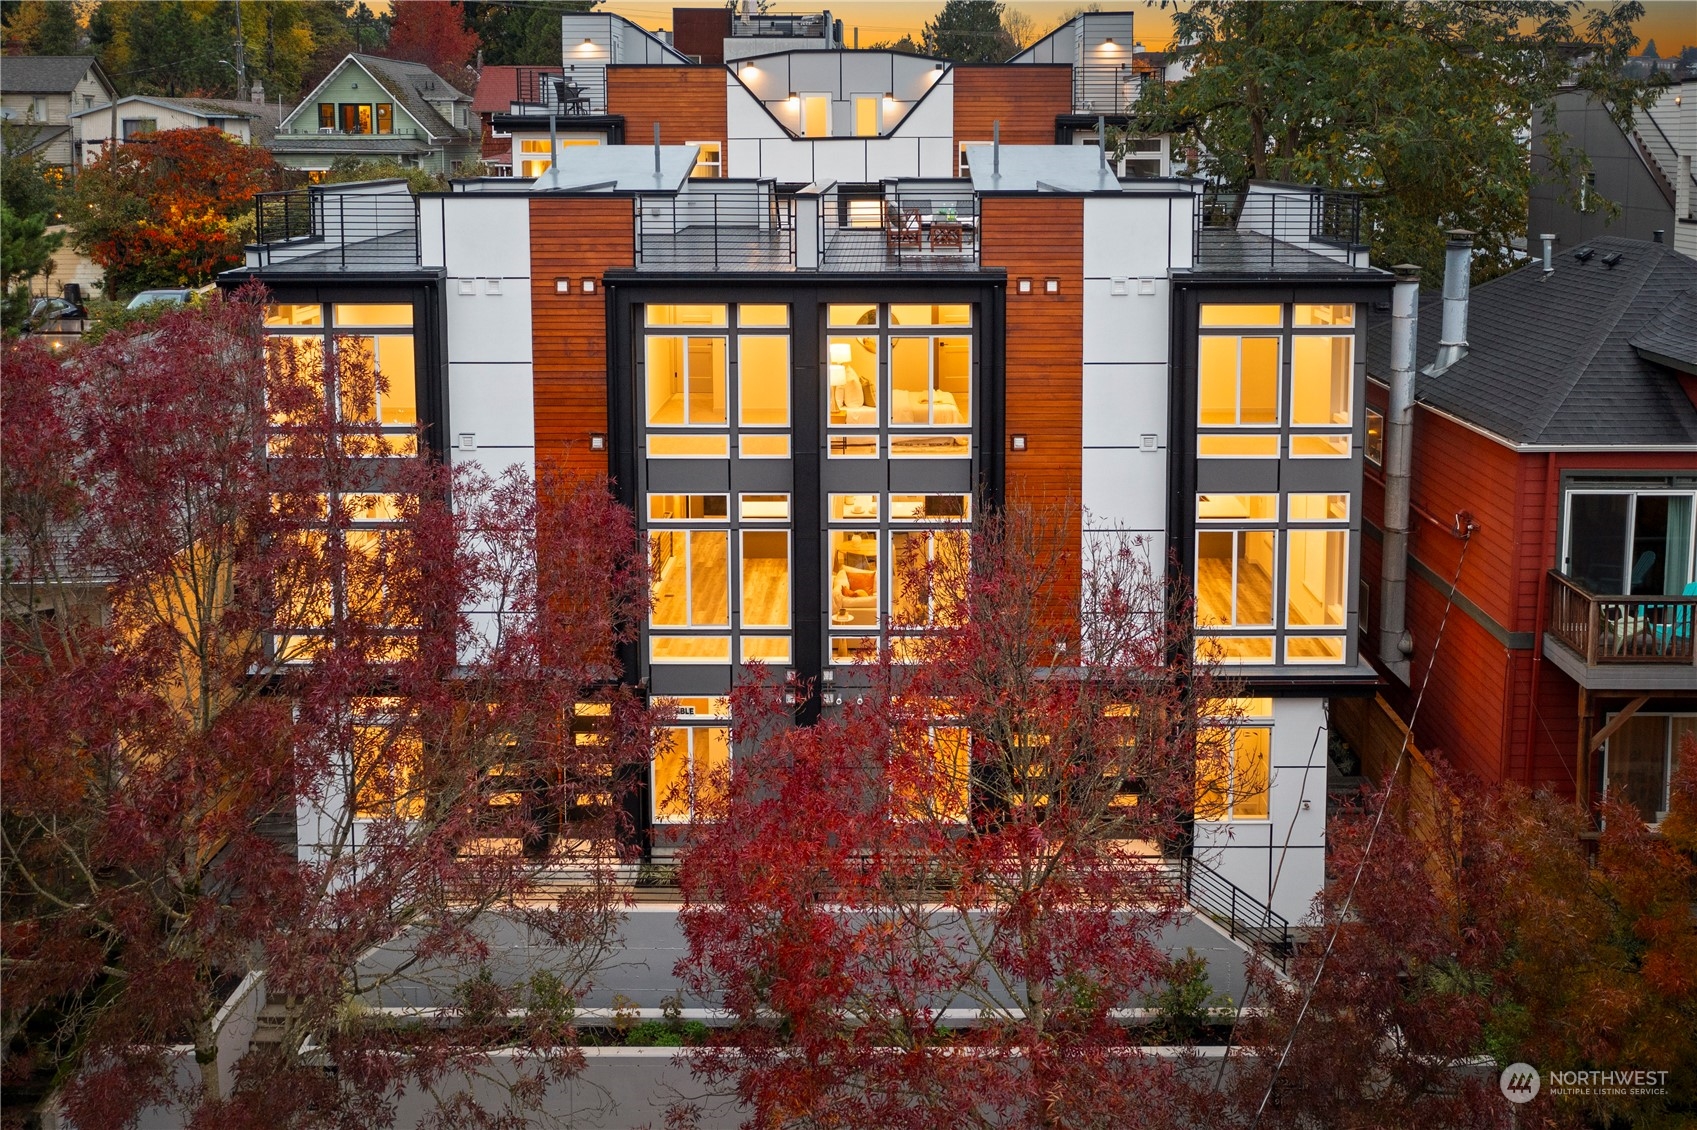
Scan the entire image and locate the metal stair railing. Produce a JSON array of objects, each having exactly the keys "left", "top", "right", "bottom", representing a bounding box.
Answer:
[{"left": 1180, "top": 854, "right": 1294, "bottom": 972}]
